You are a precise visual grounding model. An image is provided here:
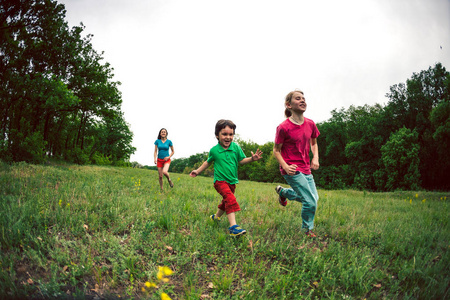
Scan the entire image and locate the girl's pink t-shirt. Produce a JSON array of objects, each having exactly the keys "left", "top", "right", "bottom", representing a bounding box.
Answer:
[{"left": 275, "top": 118, "right": 320, "bottom": 175}]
